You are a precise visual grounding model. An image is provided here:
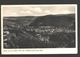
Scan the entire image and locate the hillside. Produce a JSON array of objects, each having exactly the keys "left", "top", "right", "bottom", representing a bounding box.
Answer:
[
  {"left": 3, "top": 14, "right": 75, "bottom": 48},
  {"left": 3, "top": 16, "right": 37, "bottom": 26},
  {"left": 29, "top": 14, "right": 75, "bottom": 28}
]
